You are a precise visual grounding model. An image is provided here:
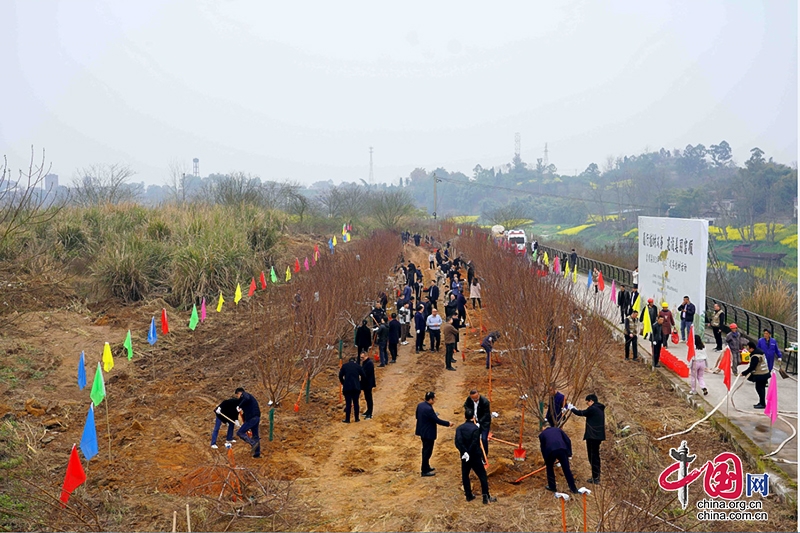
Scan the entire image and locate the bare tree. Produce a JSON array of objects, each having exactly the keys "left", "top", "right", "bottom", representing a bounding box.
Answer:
[
  {"left": 71, "top": 163, "right": 140, "bottom": 206},
  {"left": 165, "top": 159, "right": 190, "bottom": 204},
  {"left": 315, "top": 185, "right": 346, "bottom": 218},
  {"left": 482, "top": 202, "right": 533, "bottom": 229},
  {"left": 368, "top": 189, "right": 414, "bottom": 230}
]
